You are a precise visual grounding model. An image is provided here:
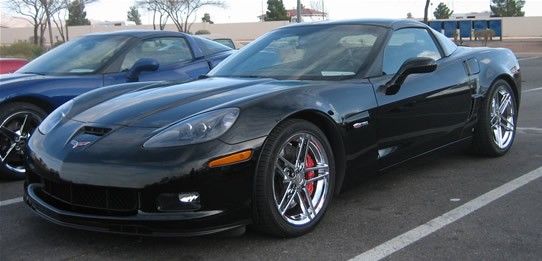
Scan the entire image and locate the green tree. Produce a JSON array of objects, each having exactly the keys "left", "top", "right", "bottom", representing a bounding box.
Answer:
[
  {"left": 127, "top": 6, "right": 142, "bottom": 25},
  {"left": 201, "top": 13, "right": 214, "bottom": 24},
  {"left": 66, "top": 0, "right": 90, "bottom": 26},
  {"left": 490, "top": 0, "right": 525, "bottom": 17},
  {"left": 433, "top": 2, "right": 453, "bottom": 19},
  {"left": 265, "top": 0, "right": 289, "bottom": 21},
  {"left": 407, "top": 12, "right": 413, "bottom": 18}
]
